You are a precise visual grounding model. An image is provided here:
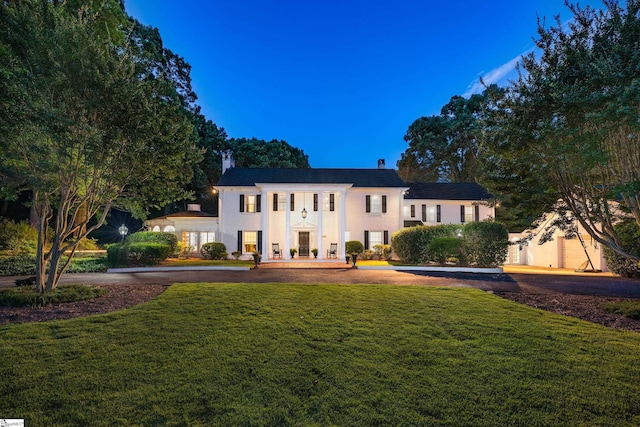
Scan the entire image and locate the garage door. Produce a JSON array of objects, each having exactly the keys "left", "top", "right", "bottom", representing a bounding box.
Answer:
[{"left": 561, "top": 237, "right": 593, "bottom": 269}]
